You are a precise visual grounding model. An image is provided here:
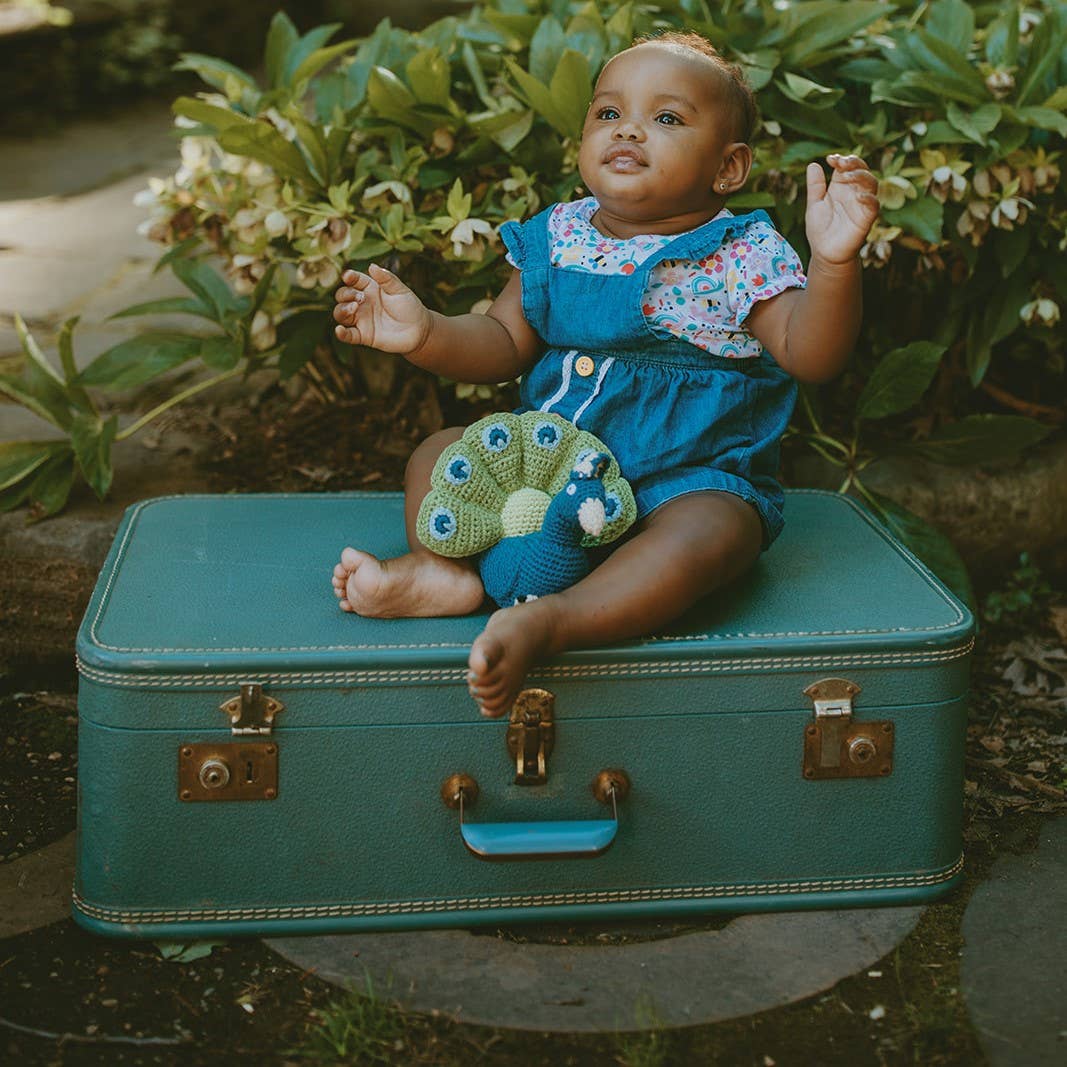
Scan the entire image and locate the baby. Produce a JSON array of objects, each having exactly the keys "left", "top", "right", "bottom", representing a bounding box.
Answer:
[{"left": 331, "top": 31, "right": 879, "bottom": 718}]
